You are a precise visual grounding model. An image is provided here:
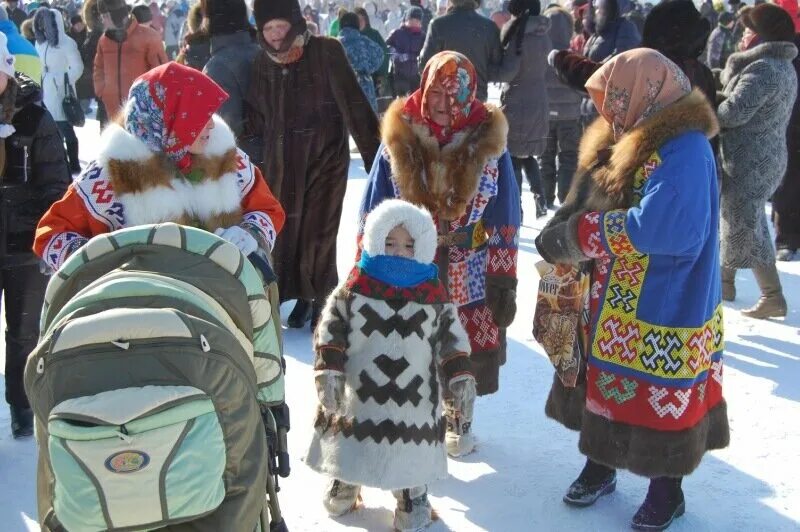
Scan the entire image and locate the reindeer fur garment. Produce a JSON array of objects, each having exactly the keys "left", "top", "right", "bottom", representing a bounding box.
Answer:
[
  {"left": 96, "top": 115, "right": 243, "bottom": 231},
  {"left": 381, "top": 98, "right": 509, "bottom": 221}
]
